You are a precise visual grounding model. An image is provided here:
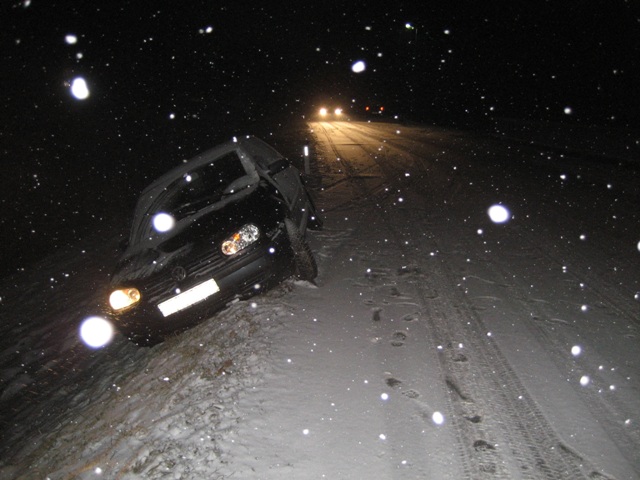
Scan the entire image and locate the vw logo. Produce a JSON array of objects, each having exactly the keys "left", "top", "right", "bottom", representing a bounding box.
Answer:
[{"left": 171, "top": 266, "right": 187, "bottom": 282}]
